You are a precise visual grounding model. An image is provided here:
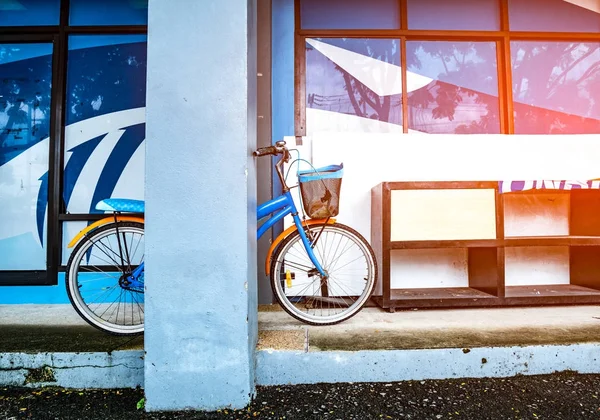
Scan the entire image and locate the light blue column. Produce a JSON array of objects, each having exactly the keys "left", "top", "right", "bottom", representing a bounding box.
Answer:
[{"left": 144, "top": 0, "right": 257, "bottom": 411}]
